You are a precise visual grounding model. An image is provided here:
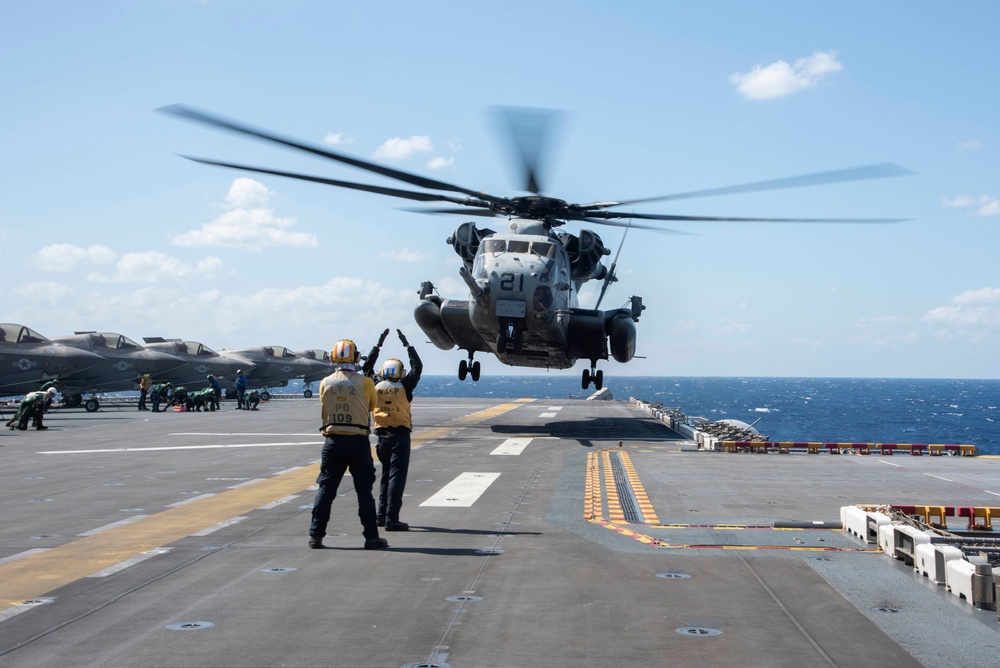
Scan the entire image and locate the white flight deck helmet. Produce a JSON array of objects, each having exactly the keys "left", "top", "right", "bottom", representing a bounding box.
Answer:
[{"left": 380, "top": 358, "right": 404, "bottom": 381}]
